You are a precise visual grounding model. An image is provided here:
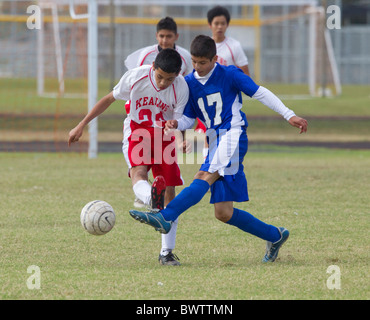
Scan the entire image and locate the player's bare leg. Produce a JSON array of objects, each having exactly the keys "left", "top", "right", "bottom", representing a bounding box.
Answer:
[
  {"left": 214, "top": 201, "right": 233, "bottom": 223},
  {"left": 130, "top": 165, "right": 149, "bottom": 186}
]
